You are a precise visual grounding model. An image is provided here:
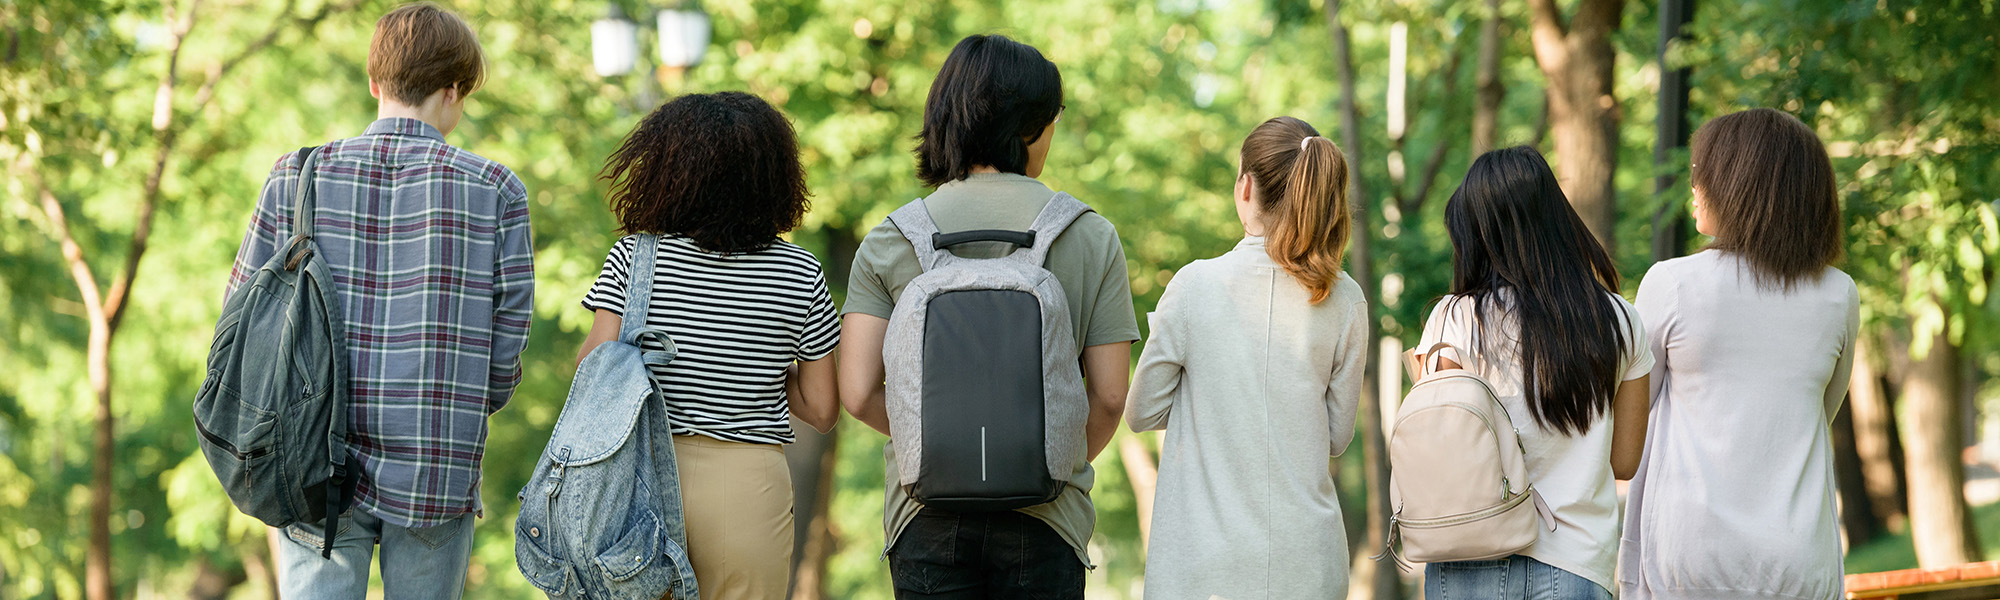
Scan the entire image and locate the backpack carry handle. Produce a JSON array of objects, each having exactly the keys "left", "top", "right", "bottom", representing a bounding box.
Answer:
[
  {"left": 887, "top": 193, "right": 1095, "bottom": 273},
  {"left": 933, "top": 229, "right": 1035, "bottom": 250},
  {"left": 1406, "top": 341, "right": 1466, "bottom": 380}
]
